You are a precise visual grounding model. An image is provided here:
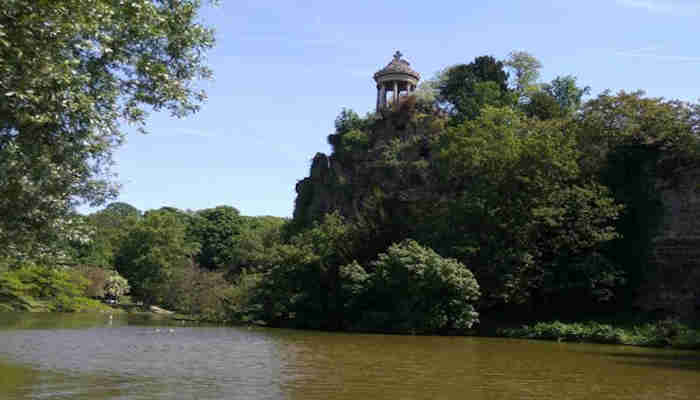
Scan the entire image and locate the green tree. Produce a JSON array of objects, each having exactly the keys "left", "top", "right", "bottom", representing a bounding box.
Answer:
[
  {"left": 76, "top": 203, "right": 142, "bottom": 269},
  {"left": 227, "top": 216, "right": 288, "bottom": 274},
  {"left": 102, "top": 202, "right": 142, "bottom": 218},
  {"left": 243, "top": 213, "right": 359, "bottom": 329},
  {"left": 0, "top": 0, "right": 215, "bottom": 255},
  {"left": 505, "top": 50, "right": 543, "bottom": 96},
  {"left": 188, "top": 206, "right": 244, "bottom": 271},
  {"left": 521, "top": 91, "right": 566, "bottom": 120},
  {"left": 437, "top": 56, "right": 513, "bottom": 123},
  {"left": 576, "top": 91, "right": 700, "bottom": 298},
  {"left": 360, "top": 239, "right": 480, "bottom": 332},
  {"left": 115, "top": 210, "right": 199, "bottom": 305},
  {"left": 543, "top": 75, "right": 590, "bottom": 115},
  {"left": 432, "top": 107, "right": 623, "bottom": 306}
]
